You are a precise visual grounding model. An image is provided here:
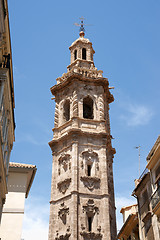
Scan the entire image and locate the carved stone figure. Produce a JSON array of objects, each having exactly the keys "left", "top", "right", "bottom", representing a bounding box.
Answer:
[
  {"left": 58, "top": 154, "right": 71, "bottom": 172},
  {"left": 82, "top": 149, "right": 98, "bottom": 164},
  {"left": 83, "top": 199, "right": 99, "bottom": 217},
  {"left": 58, "top": 203, "right": 69, "bottom": 224}
]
